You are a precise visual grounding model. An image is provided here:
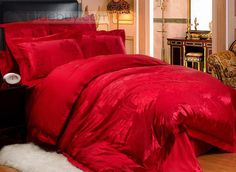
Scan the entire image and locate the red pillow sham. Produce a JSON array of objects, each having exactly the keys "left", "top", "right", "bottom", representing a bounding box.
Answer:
[
  {"left": 79, "top": 35, "right": 126, "bottom": 58},
  {"left": 7, "top": 30, "right": 82, "bottom": 64},
  {"left": 3, "top": 28, "right": 126, "bottom": 77},
  {"left": 0, "top": 18, "right": 50, "bottom": 74},
  {"left": 83, "top": 29, "right": 126, "bottom": 46},
  {"left": 0, "top": 18, "right": 50, "bottom": 40},
  {"left": 0, "top": 15, "right": 96, "bottom": 74},
  {"left": 3, "top": 30, "right": 83, "bottom": 77},
  {"left": 7, "top": 29, "right": 126, "bottom": 63},
  {"left": 16, "top": 39, "right": 84, "bottom": 84}
]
